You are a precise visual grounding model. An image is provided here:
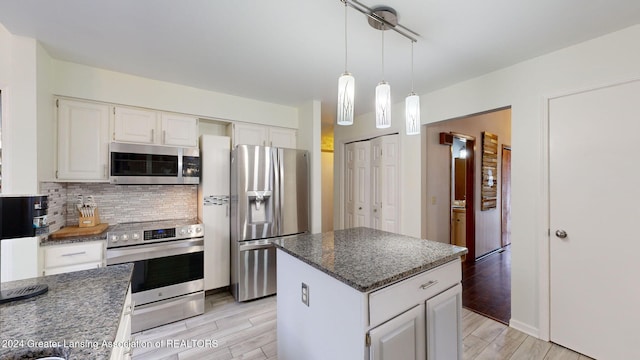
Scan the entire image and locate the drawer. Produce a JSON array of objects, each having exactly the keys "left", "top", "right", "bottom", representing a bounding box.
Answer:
[
  {"left": 44, "top": 241, "right": 104, "bottom": 269},
  {"left": 369, "top": 258, "right": 461, "bottom": 327}
]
